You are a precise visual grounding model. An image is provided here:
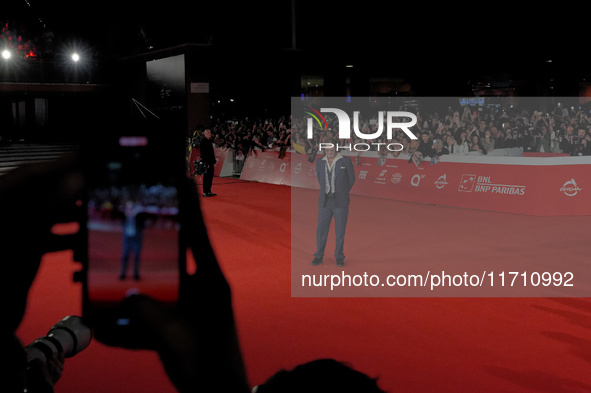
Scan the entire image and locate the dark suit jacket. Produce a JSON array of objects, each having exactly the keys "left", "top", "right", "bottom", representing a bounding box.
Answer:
[
  {"left": 200, "top": 137, "right": 216, "bottom": 165},
  {"left": 316, "top": 155, "right": 356, "bottom": 208}
]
